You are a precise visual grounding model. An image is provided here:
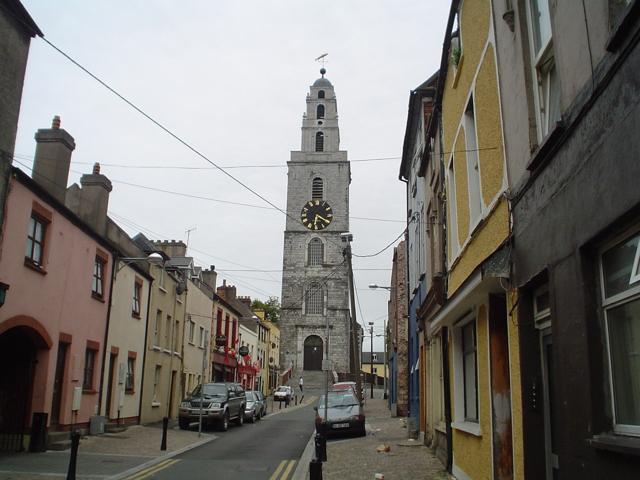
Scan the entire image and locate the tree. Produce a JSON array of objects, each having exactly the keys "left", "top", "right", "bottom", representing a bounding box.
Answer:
[{"left": 251, "top": 296, "right": 280, "bottom": 323}]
